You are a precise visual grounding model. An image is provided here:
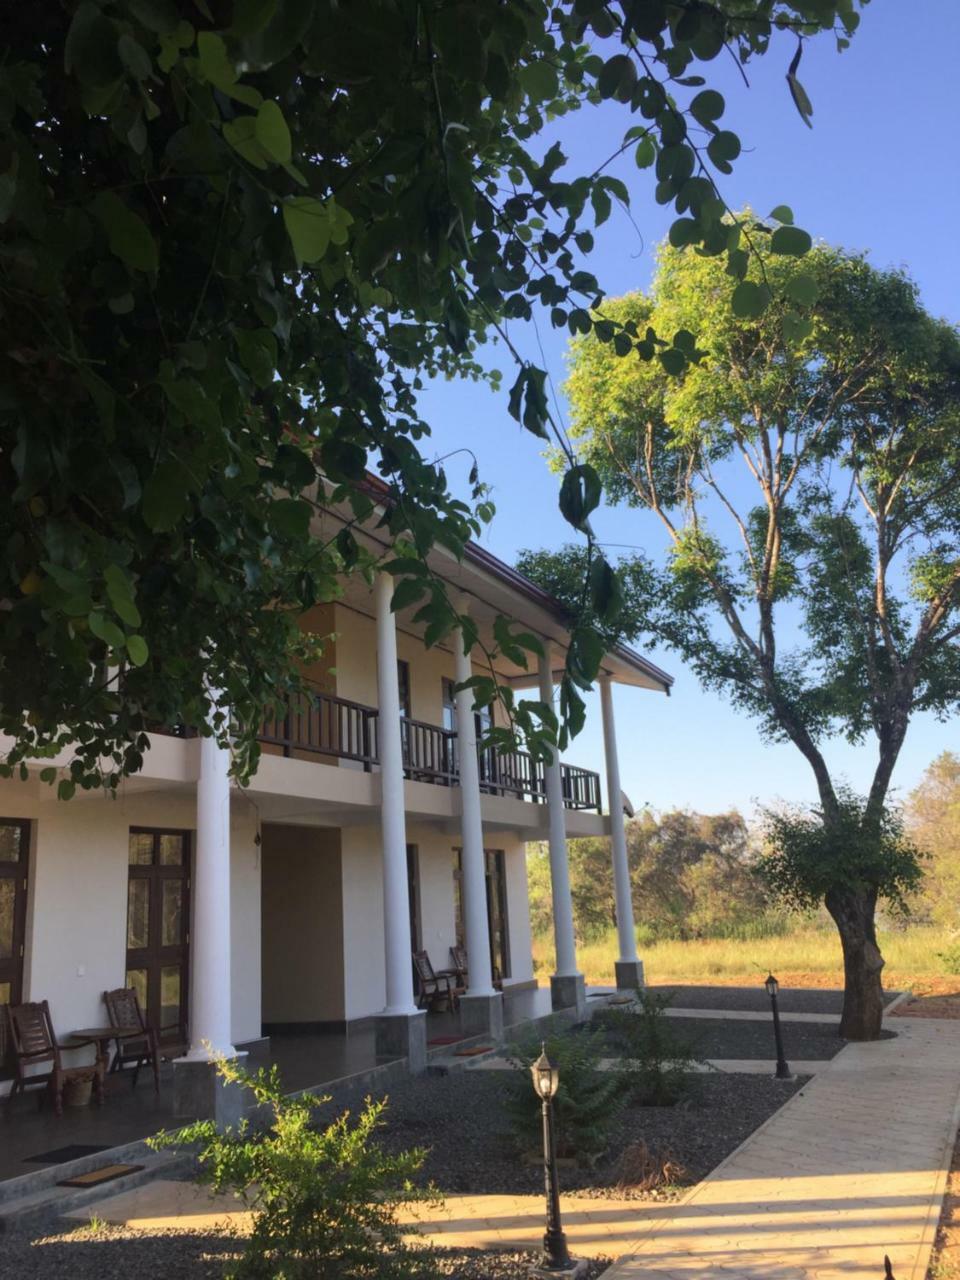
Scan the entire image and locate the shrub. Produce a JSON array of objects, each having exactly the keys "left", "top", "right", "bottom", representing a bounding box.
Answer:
[
  {"left": 151, "top": 1057, "right": 436, "bottom": 1280},
  {"left": 594, "top": 991, "right": 701, "bottom": 1106},
  {"left": 940, "top": 941, "right": 960, "bottom": 975},
  {"left": 504, "top": 1021, "right": 623, "bottom": 1161},
  {"left": 615, "top": 1139, "right": 687, "bottom": 1193}
]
